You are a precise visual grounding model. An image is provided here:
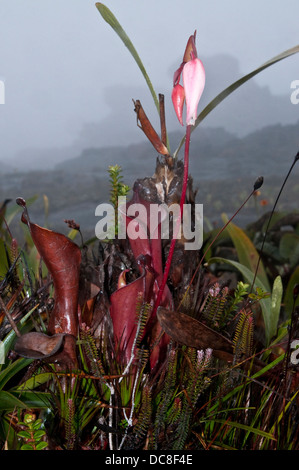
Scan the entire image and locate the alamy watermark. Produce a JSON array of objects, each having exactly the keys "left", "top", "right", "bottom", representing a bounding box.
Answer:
[
  {"left": 290, "top": 80, "right": 299, "bottom": 104},
  {"left": 0, "top": 79, "right": 5, "bottom": 104},
  {"left": 95, "top": 197, "right": 203, "bottom": 251}
]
